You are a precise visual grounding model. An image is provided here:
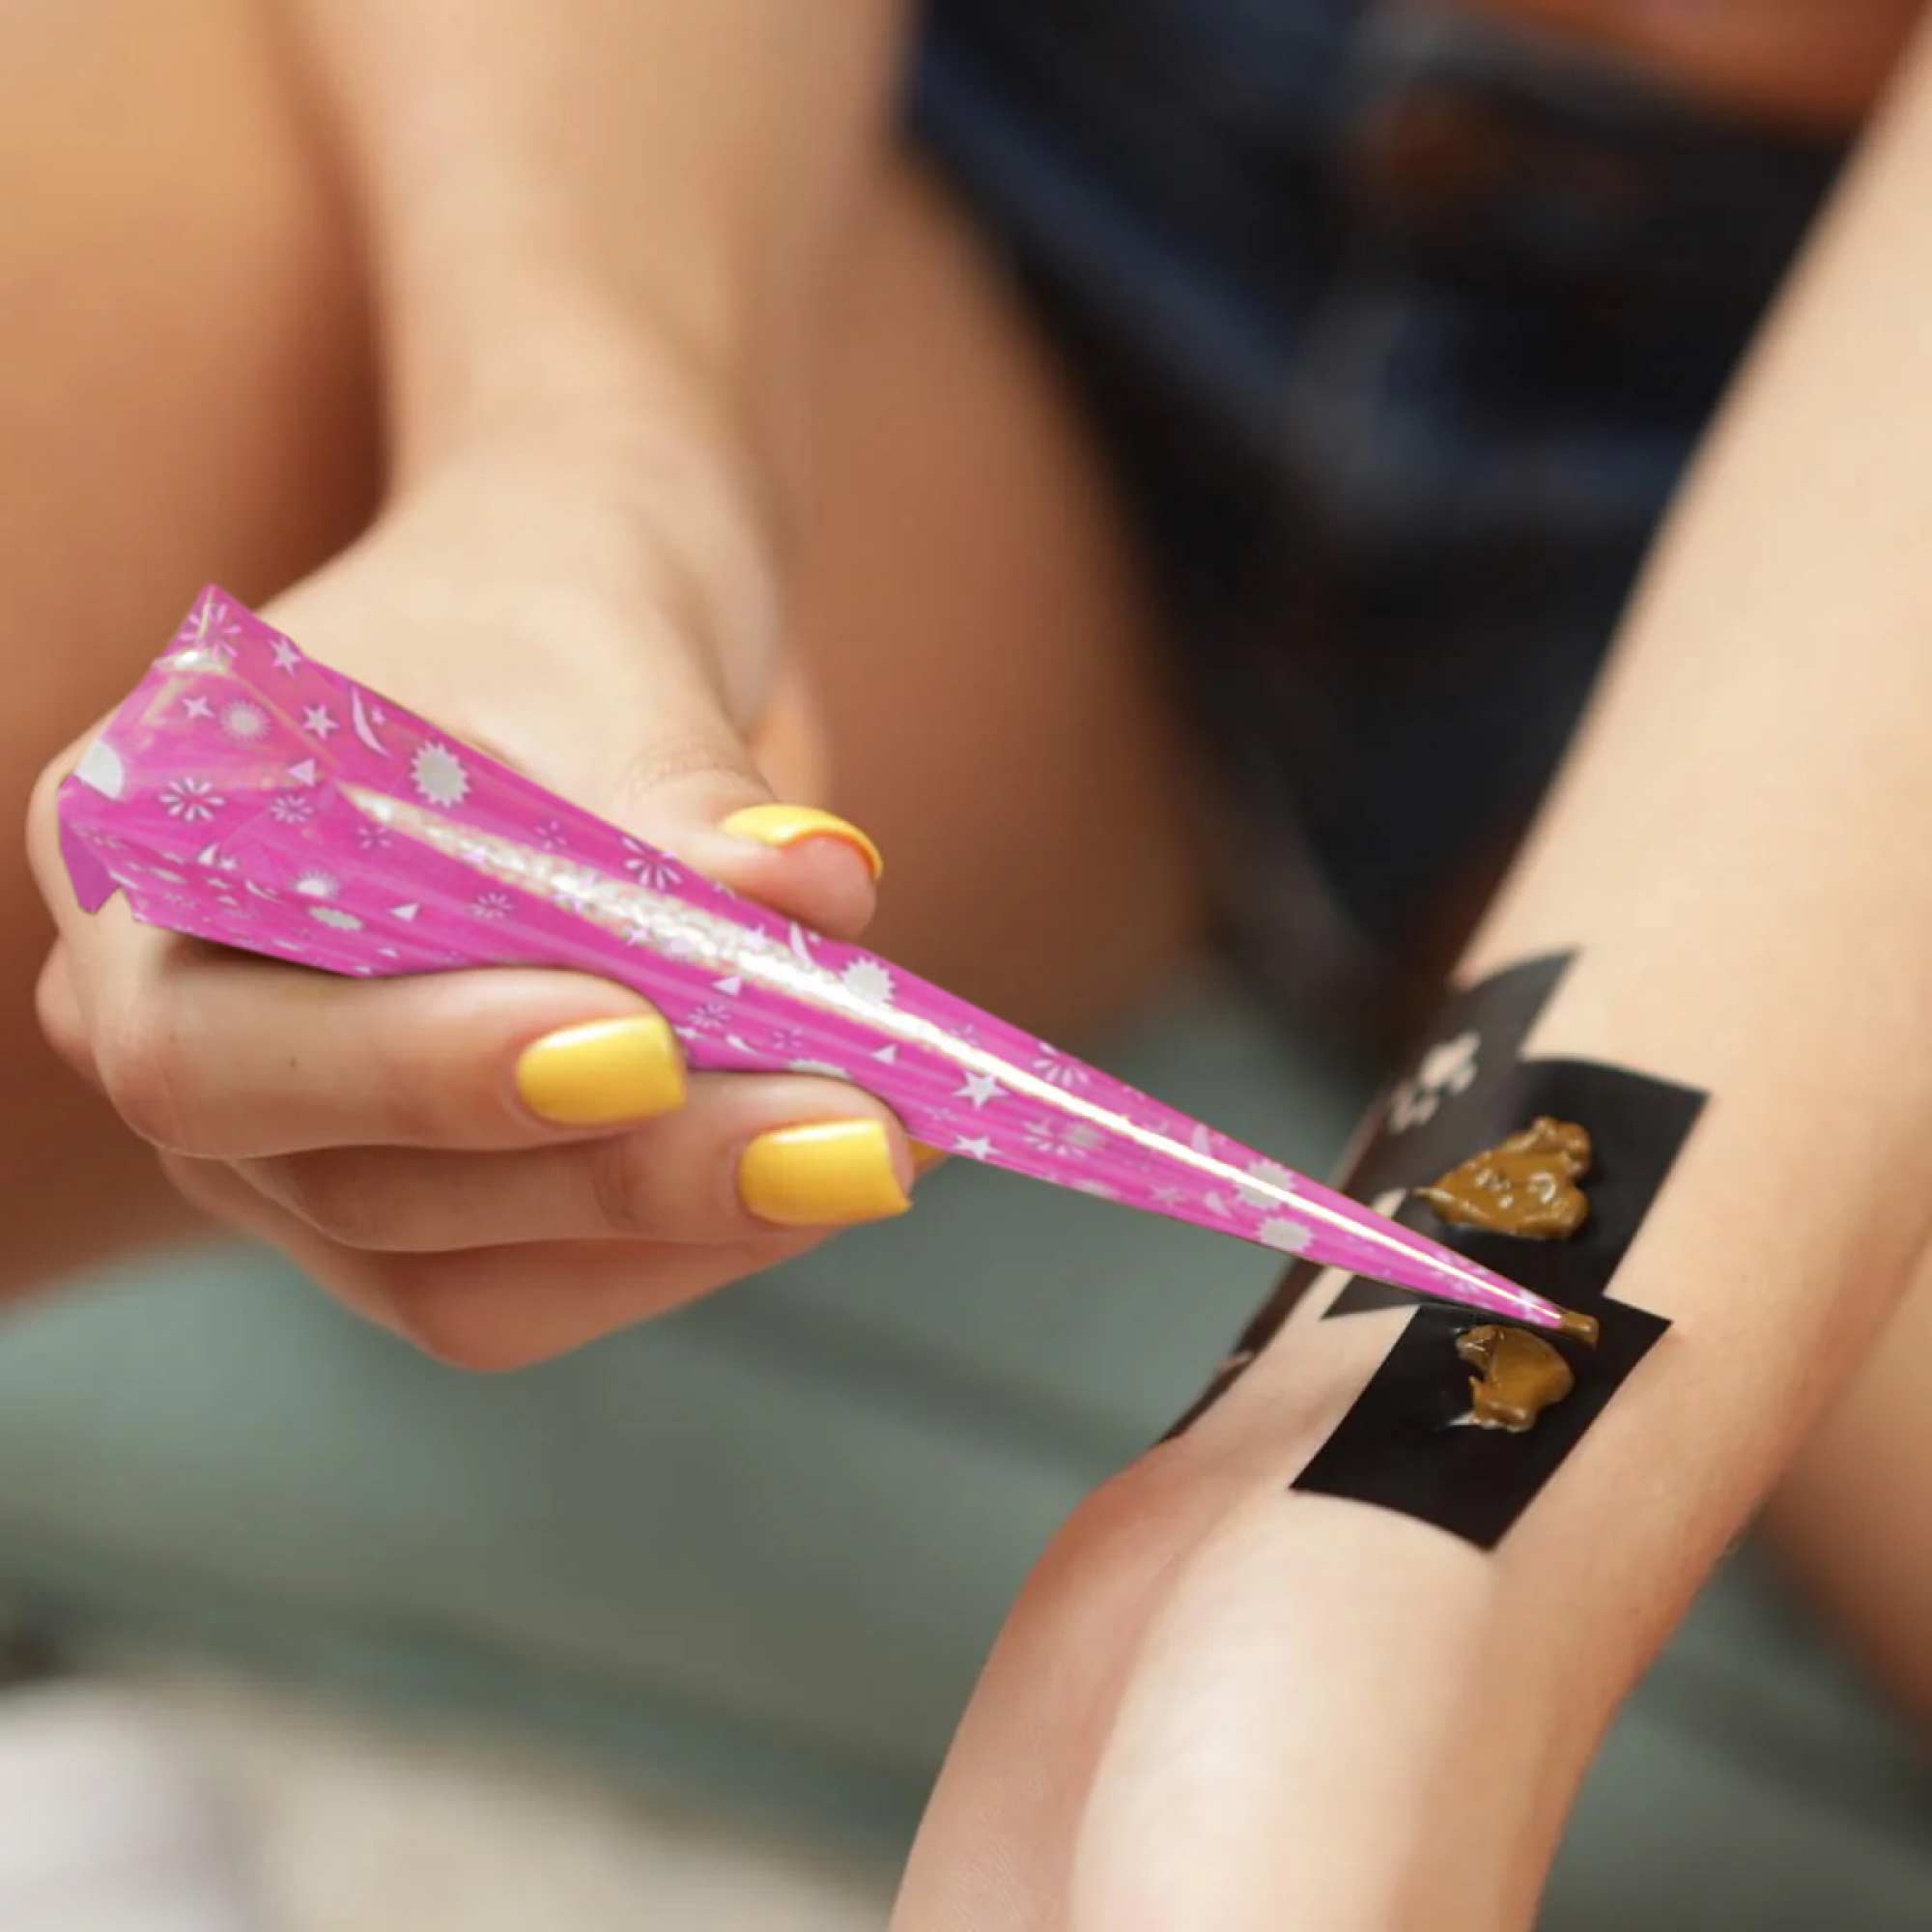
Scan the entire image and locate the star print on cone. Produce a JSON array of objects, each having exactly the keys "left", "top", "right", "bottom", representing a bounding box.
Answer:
[{"left": 56, "top": 587, "right": 1583, "bottom": 1335}]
